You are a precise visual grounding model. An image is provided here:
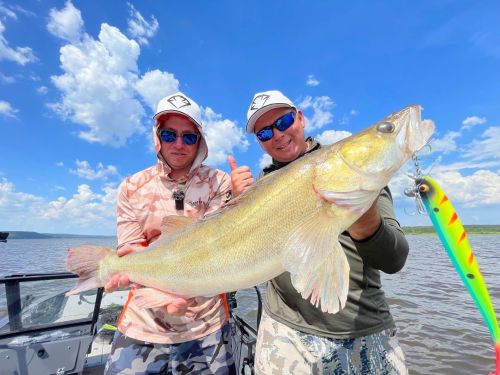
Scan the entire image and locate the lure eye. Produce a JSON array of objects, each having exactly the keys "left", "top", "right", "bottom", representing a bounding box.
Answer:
[
  {"left": 377, "top": 121, "right": 395, "bottom": 133},
  {"left": 419, "top": 184, "right": 430, "bottom": 193}
]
